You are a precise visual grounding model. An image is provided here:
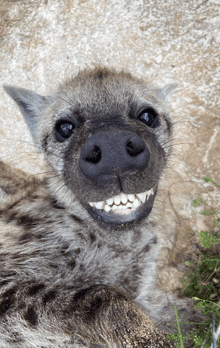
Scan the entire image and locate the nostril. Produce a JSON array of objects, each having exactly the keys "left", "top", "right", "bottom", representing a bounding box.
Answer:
[
  {"left": 84, "top": 145, "right": 101, "bottom": 164},
  {"left": 126, "top": 140, "right": 145, "bottom": 157}
]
